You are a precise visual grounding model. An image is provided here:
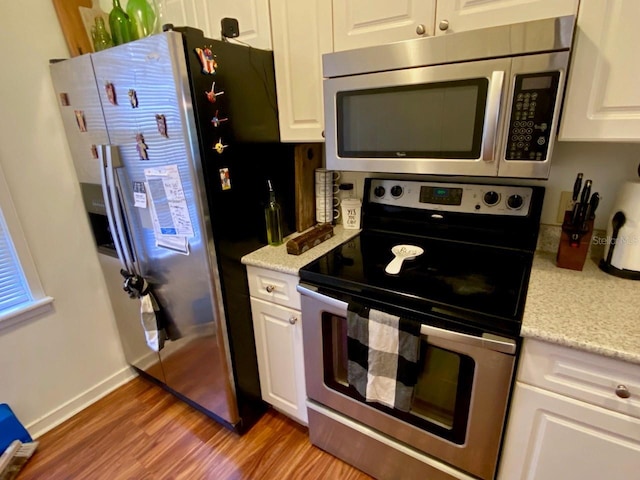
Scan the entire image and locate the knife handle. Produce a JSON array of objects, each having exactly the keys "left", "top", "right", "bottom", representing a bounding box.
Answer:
[
  {"left": 588, "top": 192, "right": 600, "bottom": 220},
  {"left": 580, "top": 179, "right": 592, "bottom": 205},
  {"left": 572, "top": 173, "right": 583, "bottom": 202}
]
